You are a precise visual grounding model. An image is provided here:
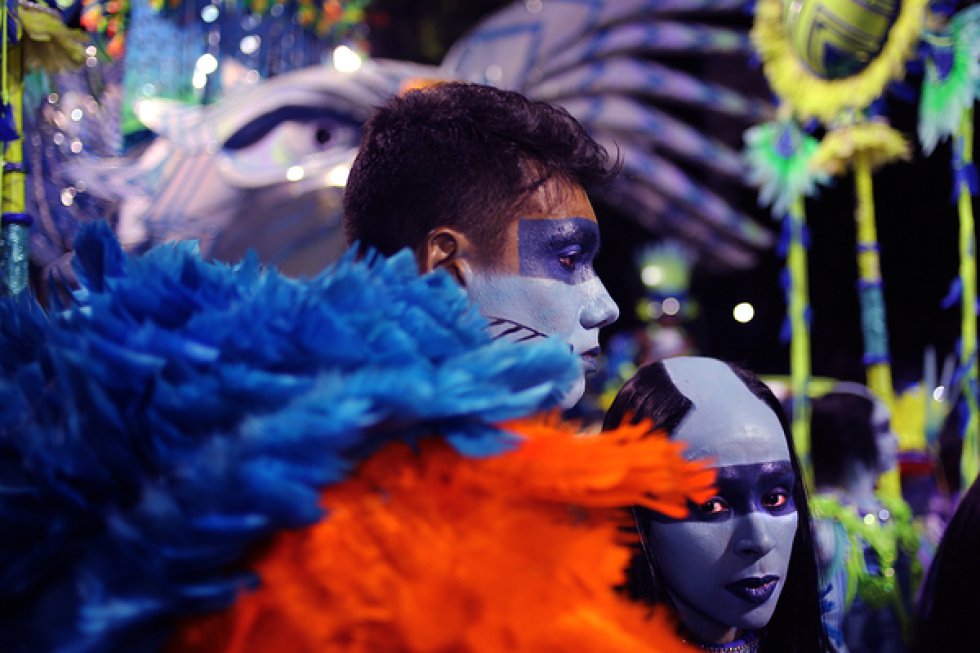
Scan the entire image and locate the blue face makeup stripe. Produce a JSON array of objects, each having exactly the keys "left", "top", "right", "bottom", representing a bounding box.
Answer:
[
  {"left": 517, "top": 217, "right": 600, "bottom": 285},
  {"left": 649, "top": 461, "right": 797, "bottom": 524}
]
